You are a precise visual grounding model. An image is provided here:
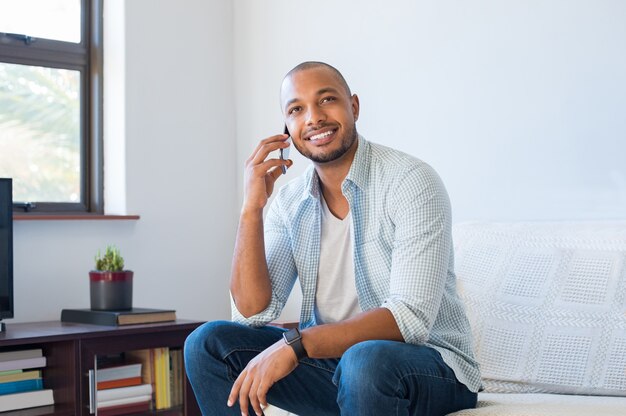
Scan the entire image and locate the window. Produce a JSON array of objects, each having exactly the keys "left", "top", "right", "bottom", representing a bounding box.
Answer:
[{"left": 0, "top": 0, "right": 102, "bottom": 213}]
